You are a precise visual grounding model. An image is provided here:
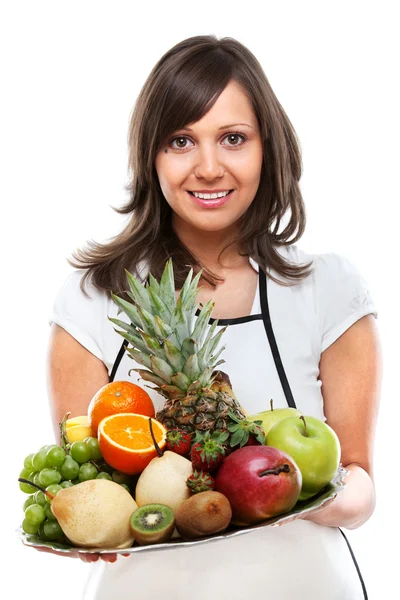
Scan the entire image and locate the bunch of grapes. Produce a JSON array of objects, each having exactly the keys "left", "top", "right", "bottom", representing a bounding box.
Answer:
[{"left": 19, "top": 436, "right": 135, "bottom": 543}]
